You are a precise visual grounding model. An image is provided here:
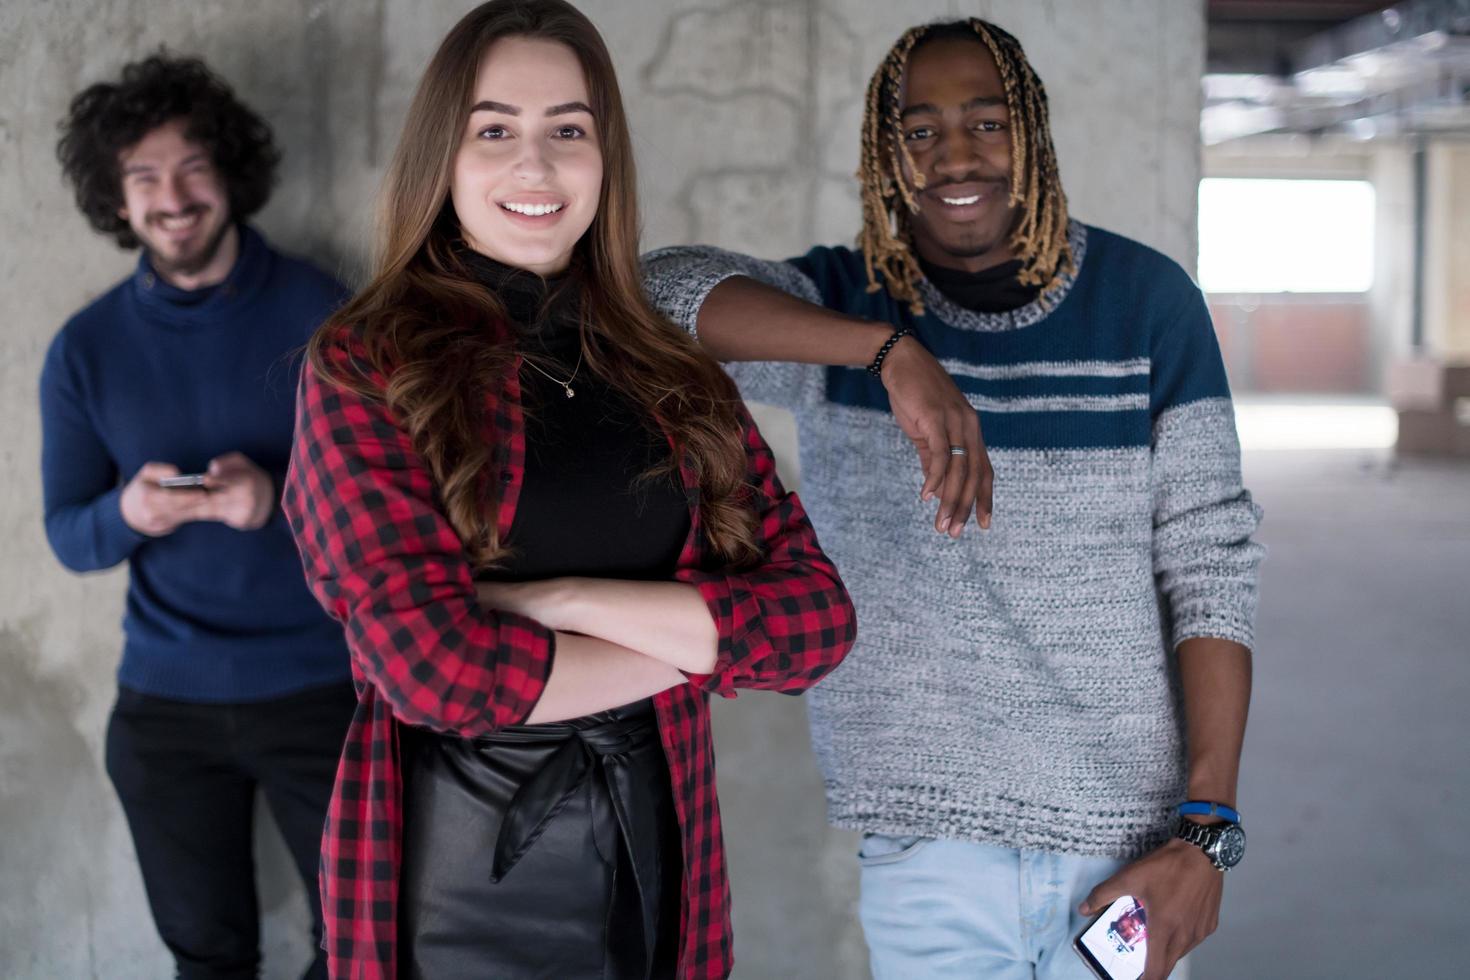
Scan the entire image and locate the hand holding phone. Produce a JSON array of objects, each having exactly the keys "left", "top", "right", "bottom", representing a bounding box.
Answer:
[
  {"left": 203, "top": 452, "right": 275, "bottom": 531},
  {"left": 1074, "top": 895, "right": 1147, "bottom": 980},
  {"left": 120, "top": 462, "right": 212, "bottom": 537}
]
